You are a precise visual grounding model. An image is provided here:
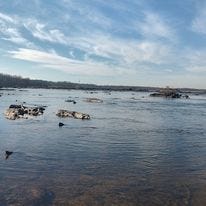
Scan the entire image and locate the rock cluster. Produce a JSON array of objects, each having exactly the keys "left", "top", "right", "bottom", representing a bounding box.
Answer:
[
  {"left": 150, "top": 88, "right": 189, "bottom": 99},
  {"left": 56, "top": 109, "right": 90, "bottom": 120},
  {"left": 5, "top": 104, "right": 45, "bottom": 120}
]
